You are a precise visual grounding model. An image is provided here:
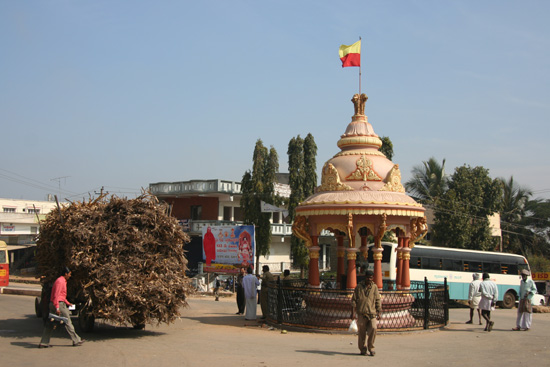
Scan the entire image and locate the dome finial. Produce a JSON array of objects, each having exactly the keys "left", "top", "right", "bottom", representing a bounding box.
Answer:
[{"left": 352, "top": 93, "right": 368, "bottom": 116}]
